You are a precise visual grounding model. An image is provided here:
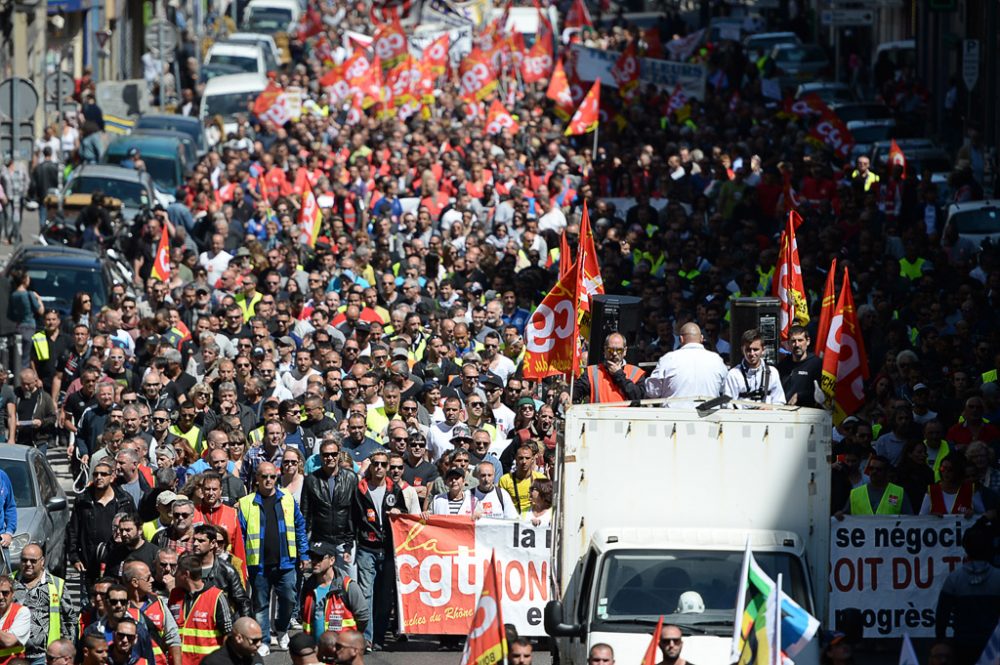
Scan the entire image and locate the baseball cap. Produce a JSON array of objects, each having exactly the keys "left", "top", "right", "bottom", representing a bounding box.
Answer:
[
  {"left": 278, "top": 336, "right": 295, "bottom": 347},
  {"left": 913, "top": 383, "right": 929, "bottom": 392},
  {"left": 156, "top": 490, "right": 178, "bottom": 506},
  {"left": 392, "top": 347, "right": 409, "bottom": 359},
  {"left": 308, "top": 541, "right": 338, "bottom": 558},
  {"left": 354, "top": 320, "right": 371, "bottom": 333},
  {"left": 288, "top": 633, "right": 316, "bottom": 658},
  {"left": 481, "top": 374, "right": 503, "bottom": 390},
  {"left": 450, "top": 423, "right": 472, "bottom": 441},
  {"left": 517, "top": 397, "right": 536, "bottom": 409}
]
